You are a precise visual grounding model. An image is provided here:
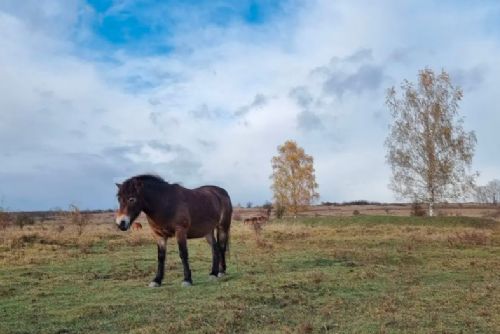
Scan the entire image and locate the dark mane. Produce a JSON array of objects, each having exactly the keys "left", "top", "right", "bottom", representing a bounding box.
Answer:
[
  {"left": 118, "top": 174, "right": 168, "bottom": 199},
  {"left": 131, "top": 174, "right": 167, "bottom": 184}
]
